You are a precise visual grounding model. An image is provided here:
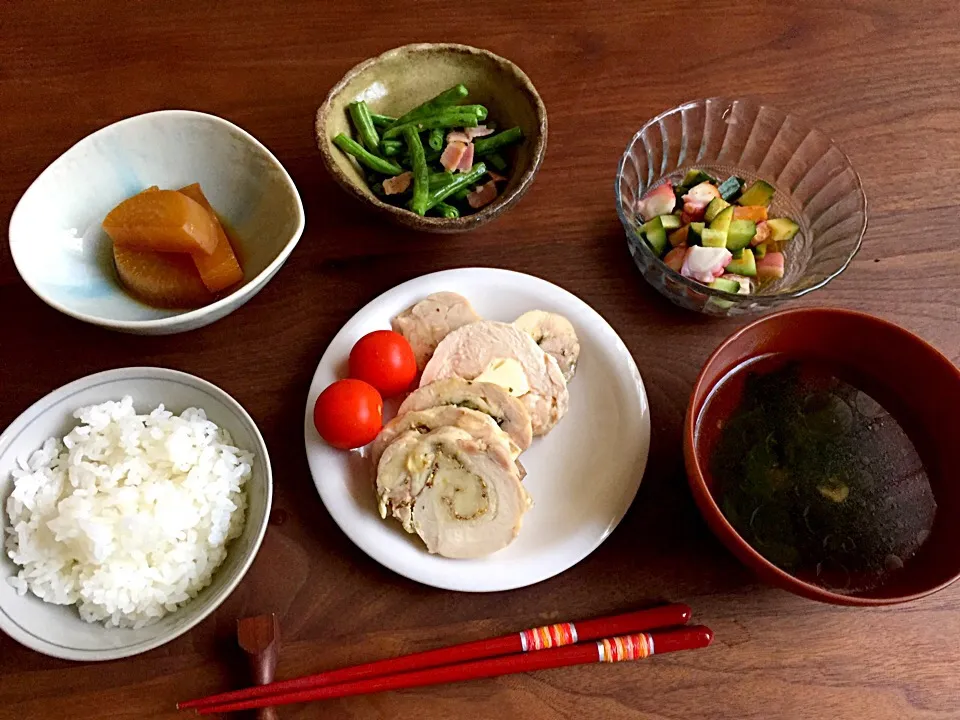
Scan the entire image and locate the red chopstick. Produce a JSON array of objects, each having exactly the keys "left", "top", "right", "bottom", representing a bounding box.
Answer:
[
  {"left": 197, "top": 625, "right": 712, "bottom": 715},
  {"left": 179, "top": 603, "right": 690, "bottom": 712}
]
